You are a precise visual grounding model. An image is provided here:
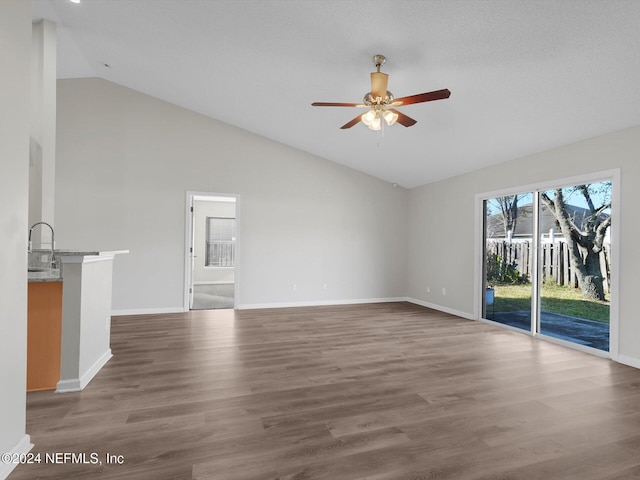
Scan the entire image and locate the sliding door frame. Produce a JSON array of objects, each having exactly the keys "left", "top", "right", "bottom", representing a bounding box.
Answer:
[{"left": 474, "top": 169, "right": 620, "bottom": 360}]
